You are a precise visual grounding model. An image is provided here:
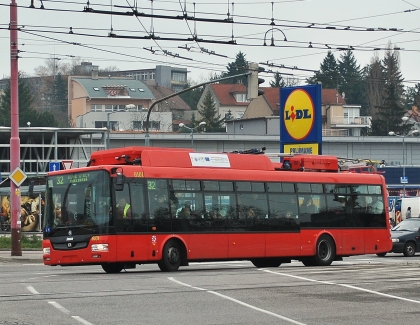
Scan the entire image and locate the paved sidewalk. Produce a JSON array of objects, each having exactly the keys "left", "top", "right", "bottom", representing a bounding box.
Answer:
[{"left": 0, "top": 250, "right": 43, "bottom": 263}]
